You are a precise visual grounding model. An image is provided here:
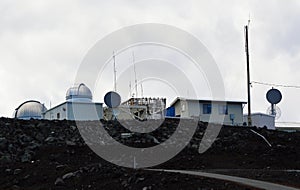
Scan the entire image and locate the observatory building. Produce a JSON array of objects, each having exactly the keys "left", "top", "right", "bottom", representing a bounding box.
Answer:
[
  {"left": 167, "top": 97, "right": 246, "bottom": 126},
  {"left": 43, "top": 83, "right": 103, "bottom": 120},
  {"left": 14, "top": 100, "right": 47, "bottom": 120}
]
